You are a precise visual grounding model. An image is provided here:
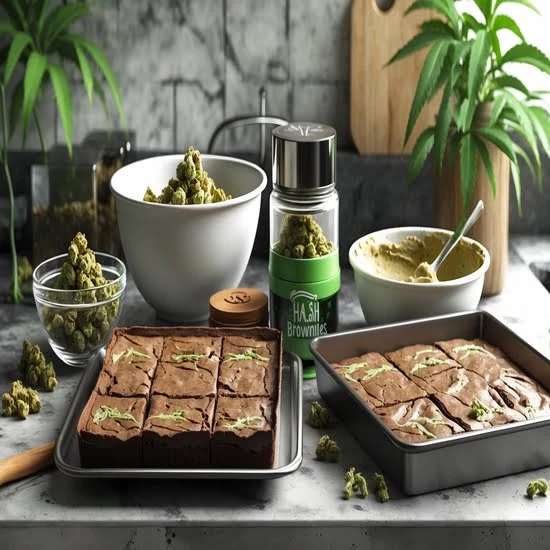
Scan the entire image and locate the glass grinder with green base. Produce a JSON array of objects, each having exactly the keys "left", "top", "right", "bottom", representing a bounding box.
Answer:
[{"left": 269, "top": 123, "right": 340, "bottom": 379}]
